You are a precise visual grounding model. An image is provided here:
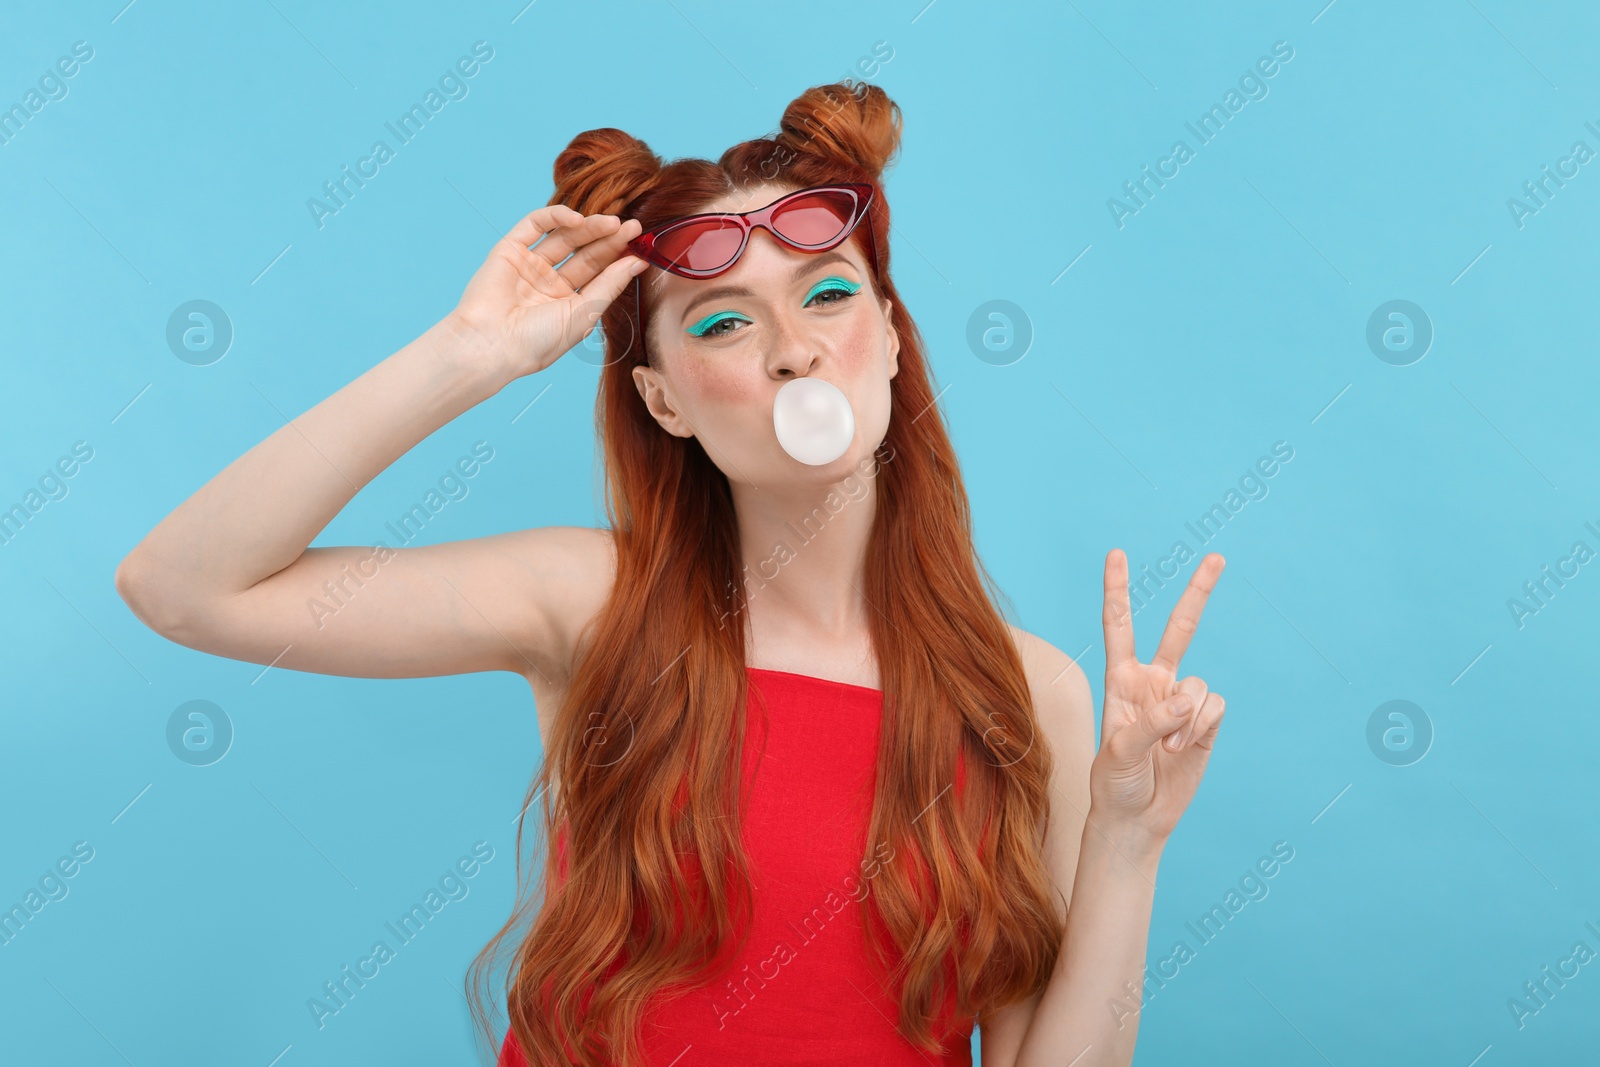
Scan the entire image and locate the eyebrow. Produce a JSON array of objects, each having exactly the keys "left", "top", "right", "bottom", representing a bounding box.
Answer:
[{"left": 678, "top": 251, "right": 860, "bottom": 324}]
